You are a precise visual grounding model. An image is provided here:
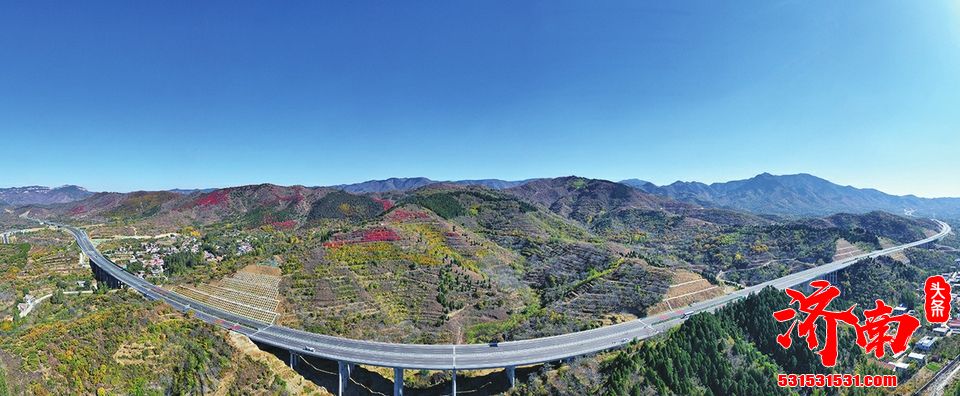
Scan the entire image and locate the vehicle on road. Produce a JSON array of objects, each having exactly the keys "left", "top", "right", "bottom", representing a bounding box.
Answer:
[
  {"left": 489, "top": 341, "right": 499, "bottom": 347},
  {"left": 304, "top": 346, "right": 316, "bottom": 352},
  {"left": 681, "top": 311, "right": 694, "bottom": 319}
]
